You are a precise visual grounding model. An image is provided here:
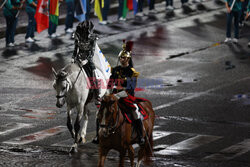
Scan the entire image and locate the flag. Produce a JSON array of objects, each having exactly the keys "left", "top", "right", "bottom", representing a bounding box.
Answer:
[
  {"left": 94, "top": 0, "right": 103, "bottom": 22},
  {"left": 133, "top": 0, "right": 138, "bottom": 15},
  {"left": 35, "top": 0, "right": 49, "bottom": 33},
  {"left": 74, "top": 0, "right": 86, "bottom": 22},
  {"left": 122, "top": 0, "right": 128, "bottom": 18},
  {"left": 127, "top": 0, "right": 133, "bottom": 10},
  {"left": 0, "top": 0, "right": 8, "bottom": 9},
  {"left": 230, "top": 0, "right": 236, "bottom": 11},
  {"left": 93, "top": 43, "right": 111, "bottom": 80},
  {"left": 49, "top": 0, "right": 59, "bottom": 25},
  {"left": 122, "top": 0, "right": 133, "bottom": 18}
]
